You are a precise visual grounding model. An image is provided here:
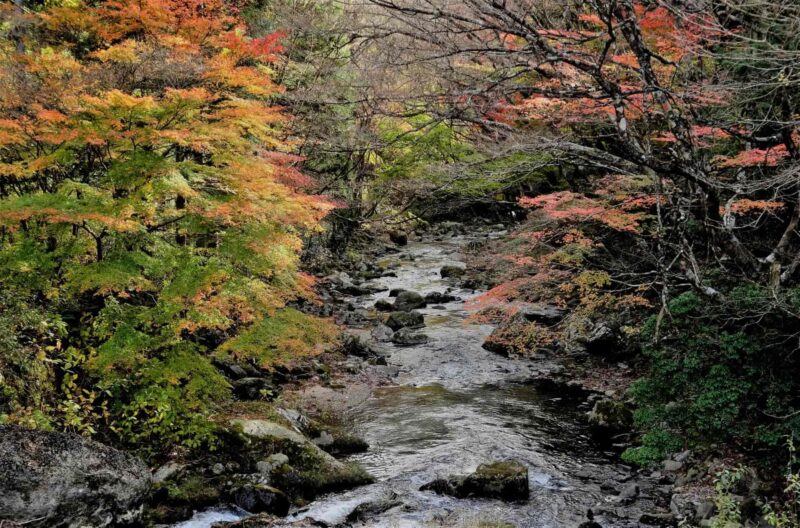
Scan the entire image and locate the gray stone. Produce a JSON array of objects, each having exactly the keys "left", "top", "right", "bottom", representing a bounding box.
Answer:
[
  {"left": 233, "top": 485, "right": 290, "bottom": 516},
  {"left": 256, "top": 453, "right": 290, "bottom": 475},
  {"left": 520, "top": 304, "right": 567, "bottom": 325},
  {"left": 371, "top": 323, "right": 395, "bottom": 342},
  {"left": 618, "top": 483, "right": 640, "bottom": 501},
  {"left": 0, "top": 425, "right": 151, "bottom": 528},
  {"left": 587, "top": 398, "right": 633, "bottom": 433},
  {"left": 232, "top": 377, "right": 275, "bottom": 401},
  {"left": 565, "top": 315, "right": 618, "bottom": 355},
  {"left": 670, "top": 492, "right": 698, "bottom": 520},
  {"left": 345, "top": 491, "right": 404, "bottom": 522},
  {"left": 393, "top": 291, "right": 426, "bottom": 311},
  {"left": 392, "top": 327, "right": 429, "bottom": 346},
  {"left": 639, "top": 512, "right": 677, "bottom": 526},
  {"left": 313, "top": 431, "right": 335, "bottom": 447},
  {"left": 663, "top": 460, "right": 684, "bottom": 473},
  {"left": 276, "top": 408, "right": 310, "bottom": 432},
  {"left": 389, "top": 231, "right": 408, "bottom": 246},
  {"left": 420, "top": 461, "right": 529, "bottom": 502},
  {"left": 327, "top": 271, "right": 354, "bottom": 289},
  {"left": 600, "top": 480, "right": 620, "bottom": 494},
  {"left": 340, "top": 334, "right": 376, "bottom": 358},
  {"left": 695, "top": 500, "right": 717, "bottom": 521},
  {"left": 386, "top": 310, "right": 424, "bottom": 331},
  {"left": 153, "top": 461, "right": 184, "bottom": 483},
  {"left": 326, "top": 271, "right": 371, "bottom": 296},
  {"left": 234, "top": 417, "right": 374, "bottom": 498},
  {"left": 424, "top": 291, "right": 458, "bottom": 304},
  {"left": 231, "top": 419, "right": 308, "bottom": 444},
  {"left": 374, "top": 299, "right": 394, "bottom": 312}
]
